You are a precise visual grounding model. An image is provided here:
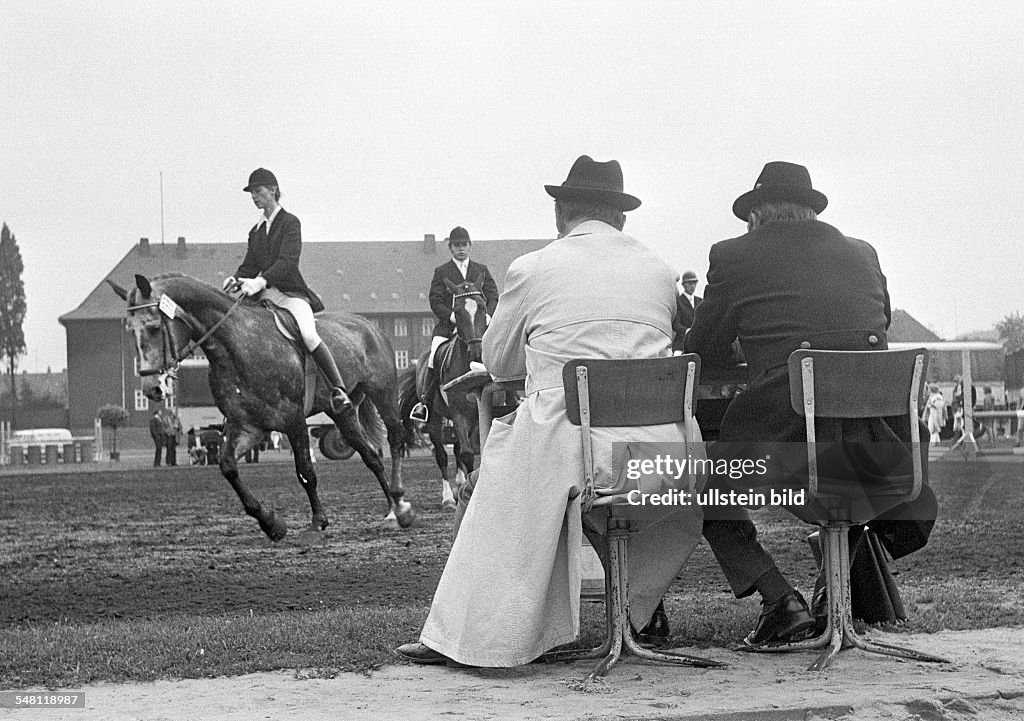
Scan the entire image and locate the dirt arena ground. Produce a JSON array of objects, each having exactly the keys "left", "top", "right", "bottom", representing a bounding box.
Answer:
[{"left": 2, "top": 449, "right": 1023, "bottom": 719}]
